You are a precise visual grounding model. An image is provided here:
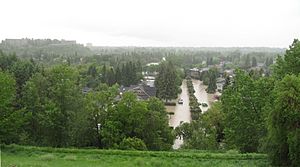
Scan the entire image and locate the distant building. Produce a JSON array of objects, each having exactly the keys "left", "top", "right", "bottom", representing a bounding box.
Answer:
[
  {"left": 146, "top": 62, "right": 159, "bottom": 66},
  {"left": 189, "top": 68, "right": 200, "bottom": 79},
  {"left": 2, "top": 38, "right": 29, "bottom": 46},
  {"left": 119, "top": 81, "right": 156, "bottom": 100},
  {"left": 224, "top": 69, "right": 234, "bottom": 77},
  {"left": 86, "top": 43, "right": 93, "bottom": 48},
  {"left": 216, "top": 78, "right": 226, "bottom": 92}
]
